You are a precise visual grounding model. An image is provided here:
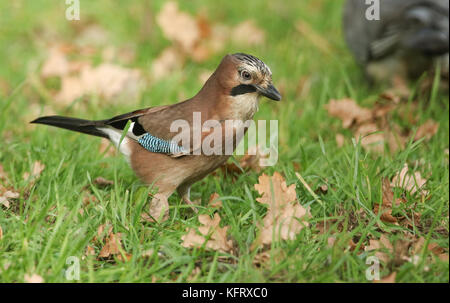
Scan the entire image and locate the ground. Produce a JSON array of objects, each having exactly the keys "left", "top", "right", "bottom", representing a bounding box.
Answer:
[{"left": 0, "top": 0, "right": 448, "bottom": 282}]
